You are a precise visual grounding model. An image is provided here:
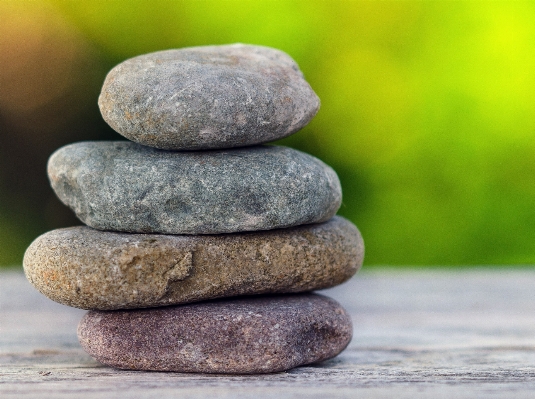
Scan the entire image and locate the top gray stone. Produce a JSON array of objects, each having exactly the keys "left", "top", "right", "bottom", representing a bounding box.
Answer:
[
  {"left": 98, "top": 44, "right": 320, "bottom": 150},
  {"left": 48, "top": 141, "right": 342, "bottom": 235}
]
